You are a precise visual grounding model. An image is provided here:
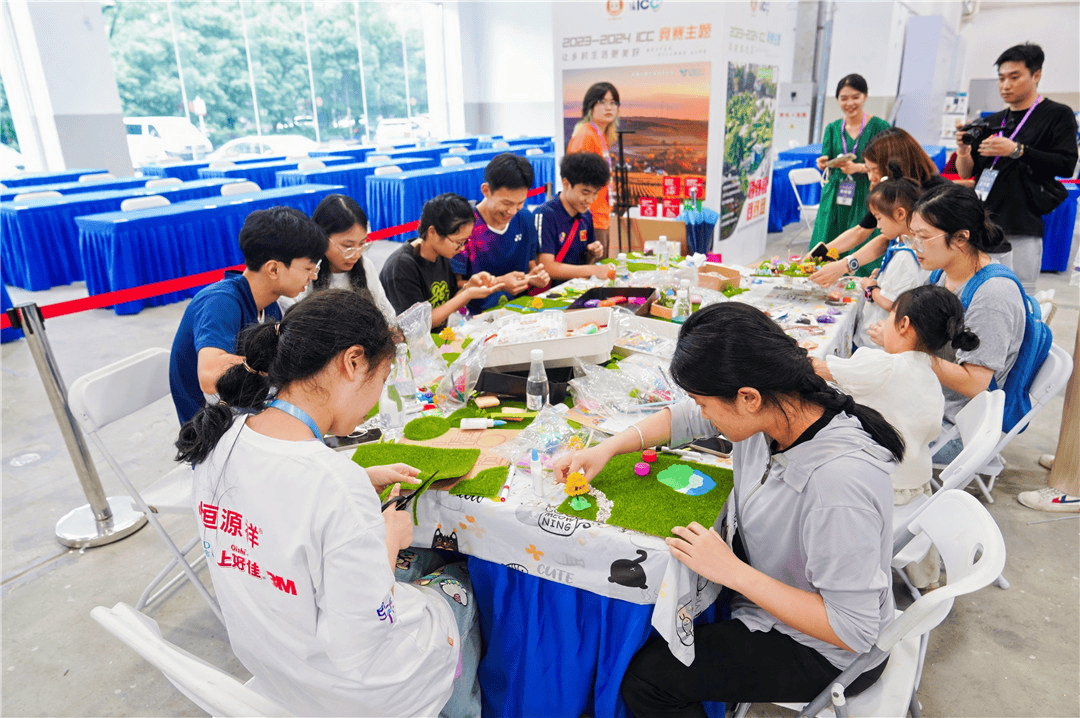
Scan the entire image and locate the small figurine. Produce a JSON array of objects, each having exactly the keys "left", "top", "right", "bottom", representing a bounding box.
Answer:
[
  {"left": 642, "top": 449, "right": 657, "bottom": 463},
  {"left": 634, "top": 462, "right": 650, "bottom": 476},
  {"left": 583, "top": 298, "right": 601, "bottom": 308},
  {"left": 531, "top": 297, "right": 545, "bottom": 309},
  {"left": 564, "top": 471, "right": 591, "bottom": 510},
  {"left": 438, "top": 326, "right": 456, "bottom": 342}
]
